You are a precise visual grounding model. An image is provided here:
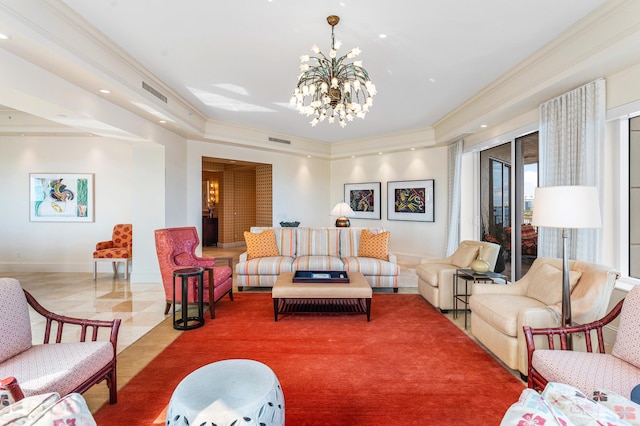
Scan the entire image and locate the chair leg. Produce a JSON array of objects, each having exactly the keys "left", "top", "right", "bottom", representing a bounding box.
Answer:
[
  {"left": 111, "top": 261, "right": 118, "bottom": 276},
  {"left": 93, "top": 260, "right": 98, "bottom": 280},
  {"left": 229, "top": 287, "right": 234, "bottom": 301},
  {"left": 124, "top": 259, "right": 129, "bottom": 280},
  {"left": 108, "top": 367, "right": 118, "bottom": 404},
  {"left": 164, "top": 302, "right": 171, "bottom": 315}
]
